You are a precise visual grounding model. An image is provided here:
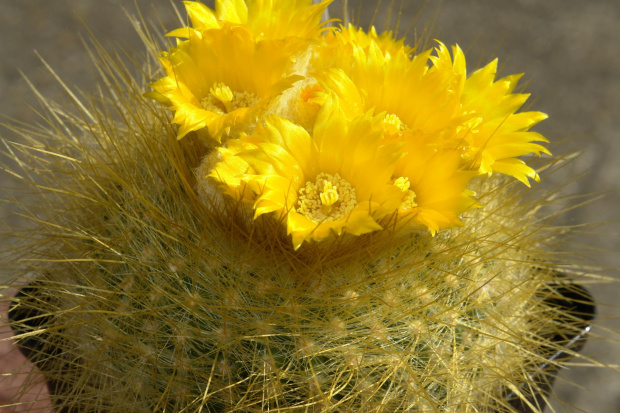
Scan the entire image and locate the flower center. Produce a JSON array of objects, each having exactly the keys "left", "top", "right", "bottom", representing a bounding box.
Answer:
[
  {"left": 393, "top": 177, "right": 417, "bottom": 209},
  {"left": 383, "top": 113, "right": 408, "bottom": 134},
  {"left": 300, "top": 84, "right": 323, "bottom": 103},
  {"left": 201, "top": 82, "right": 260, "bottom": 114},
  {"left": 297, "top": 173, "right": 357, "bottom": 222}
]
